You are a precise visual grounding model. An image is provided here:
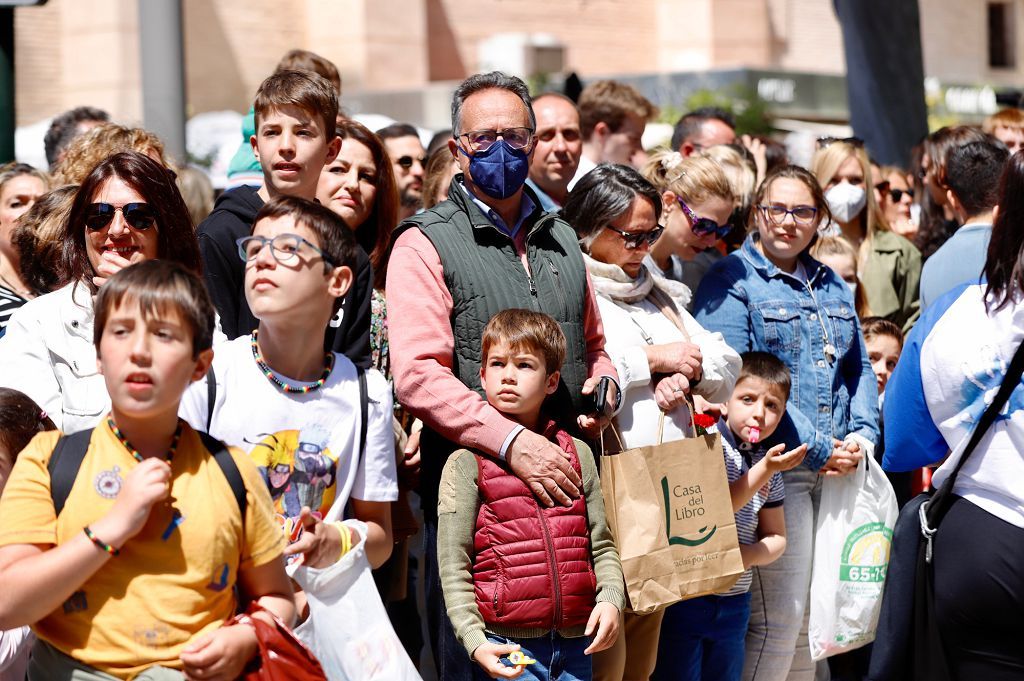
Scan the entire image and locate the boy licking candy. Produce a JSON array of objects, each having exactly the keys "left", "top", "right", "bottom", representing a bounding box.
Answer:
[
  {"left": 654, "top": 351, "right": 806, "bottom": 681},
  {"left": 438, "top": 309, "right": 623, "bottom": 681},
  {"left": 0, "top": 261, "right": 293, "bottom": 680}
]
